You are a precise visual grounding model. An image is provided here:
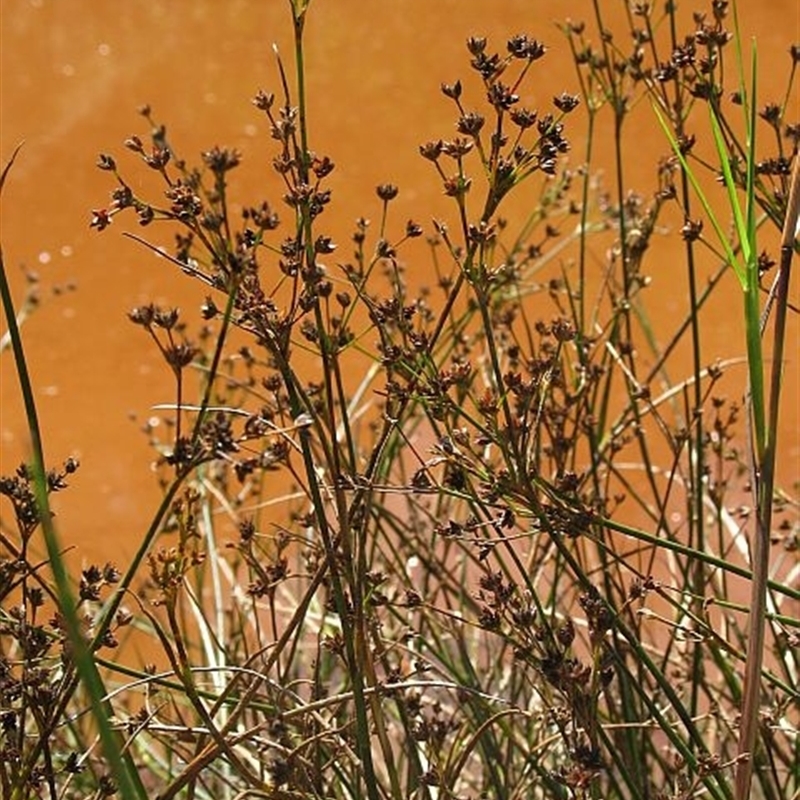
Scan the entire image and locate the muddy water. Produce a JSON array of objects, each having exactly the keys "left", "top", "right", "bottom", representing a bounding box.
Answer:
[{"left": 1, "top": 0, "right": 797, "bottom": 577}]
